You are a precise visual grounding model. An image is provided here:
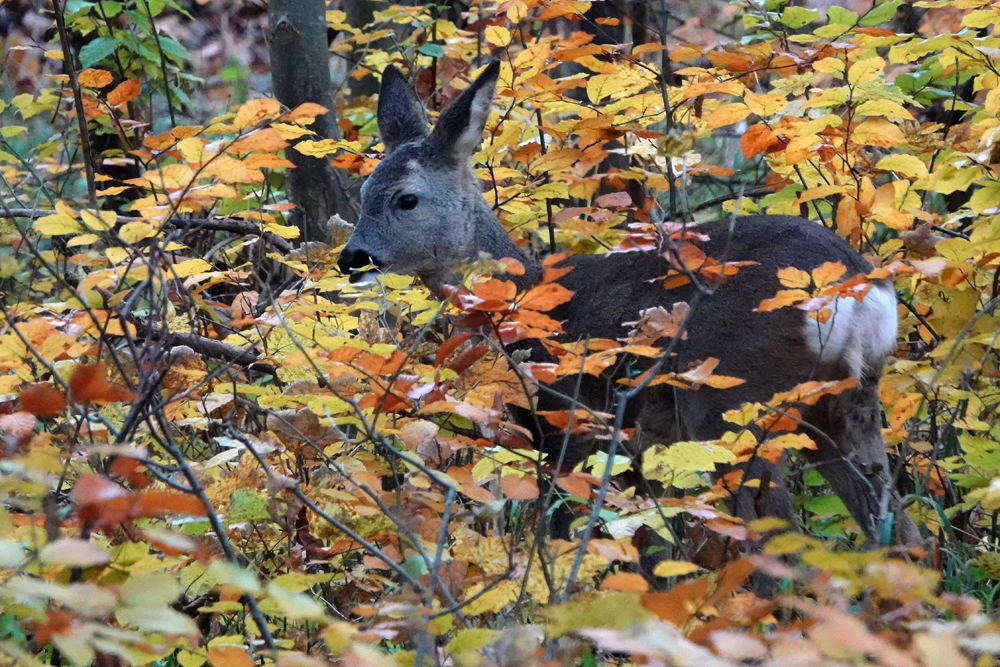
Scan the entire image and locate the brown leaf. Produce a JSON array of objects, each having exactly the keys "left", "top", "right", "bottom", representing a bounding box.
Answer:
[
  {"left": 19, "top": 383, "right": 67, "bottom": 417},
  {"left": 69, "top": 363, "right": 136, "bottom": 404}
]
